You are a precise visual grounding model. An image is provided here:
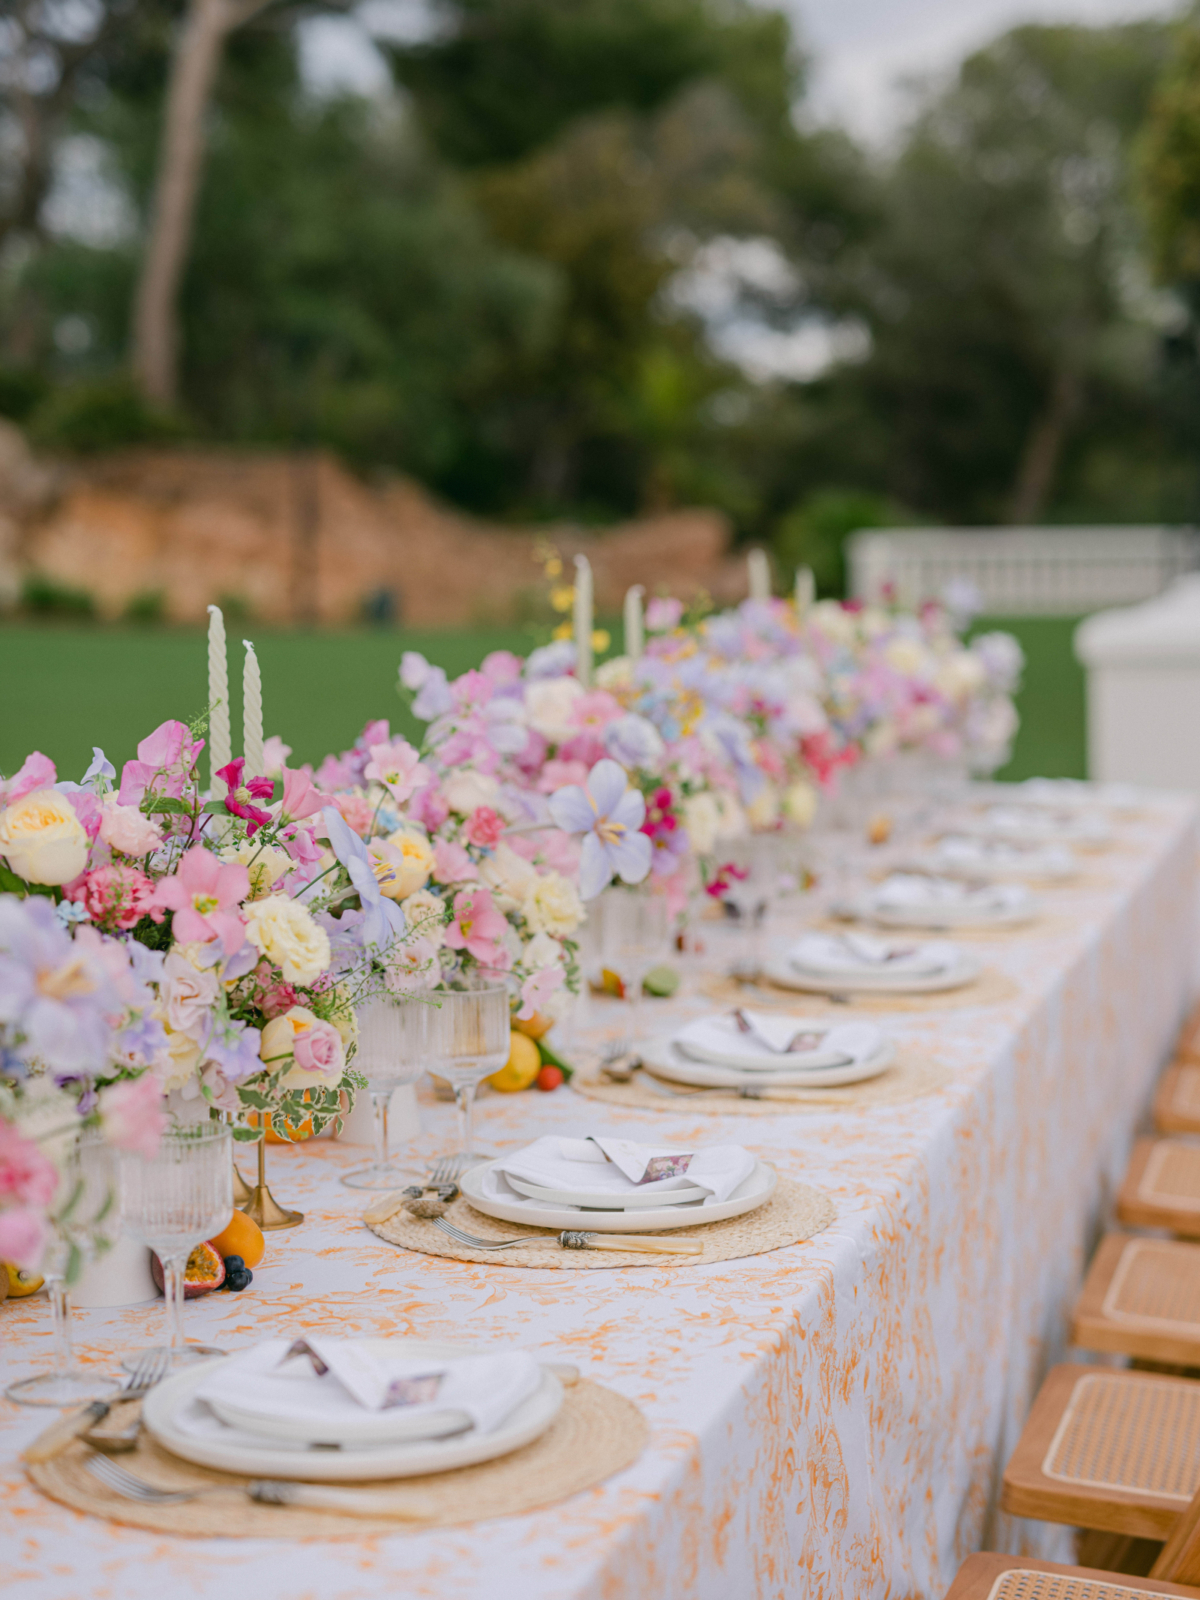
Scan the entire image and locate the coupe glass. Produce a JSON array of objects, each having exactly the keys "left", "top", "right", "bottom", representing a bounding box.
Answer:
[
  {"left": 120, "top": 1120, "right": 232, "bottom": 1371},
  {"left": 720, "top": 834, "right": 781, "bottom": 980},
  {"left": 601, "top": 886, "right": 668, "bottom": 1052},
  {"left": 427, "top": 984, "right": 511, "bottom": 1170},
  {"left": 6, "top": 1131, "right": 119, "bottom": 1407},
  {"left": 342, "top": 996, "right": 430, "bottom": 1190}
]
